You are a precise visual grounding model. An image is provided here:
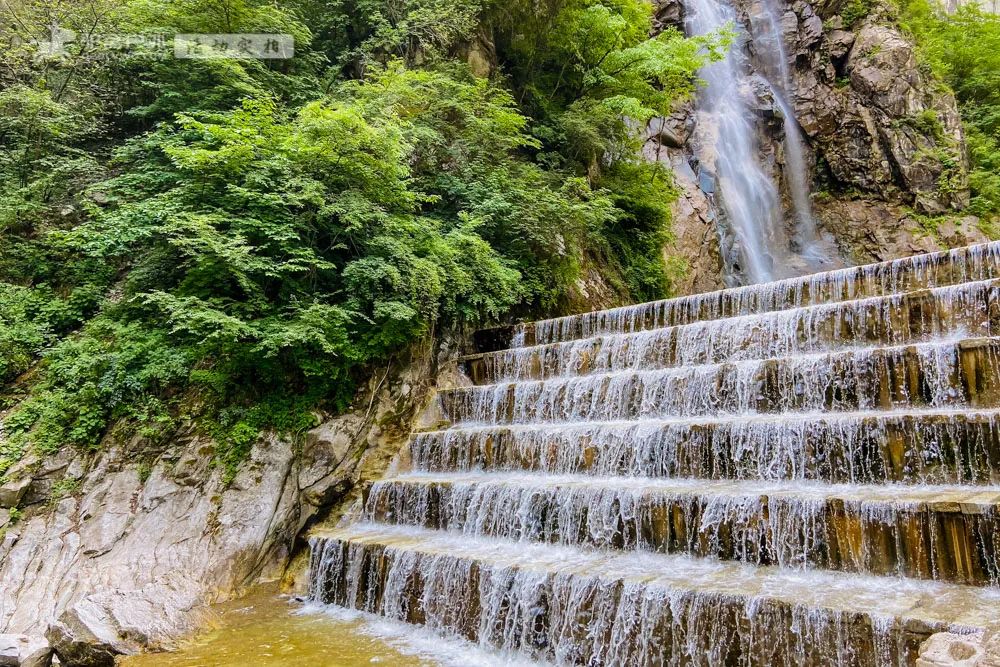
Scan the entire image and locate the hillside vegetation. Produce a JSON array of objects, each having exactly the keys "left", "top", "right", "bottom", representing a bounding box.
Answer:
[
  {"left": 0, "top": 0, "right": 722, "bottom": 479},
  {"left": 899, "top": 0, "right": 1000, "bottom": 220}
]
